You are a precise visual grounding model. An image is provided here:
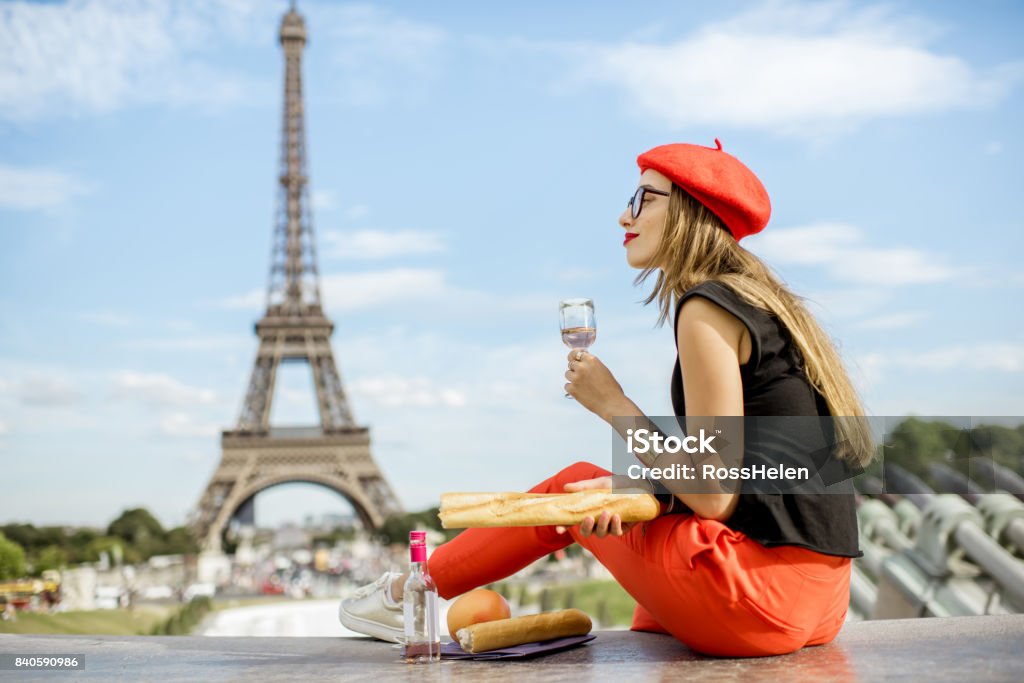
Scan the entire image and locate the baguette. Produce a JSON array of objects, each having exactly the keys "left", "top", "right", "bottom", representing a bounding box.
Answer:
[
  {"left": 439, "top": 489, "right": 659, "bottom": 529},
  {"left": 456, "top": 609, "right": 593, "bottom": 653}
]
